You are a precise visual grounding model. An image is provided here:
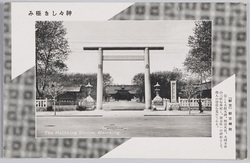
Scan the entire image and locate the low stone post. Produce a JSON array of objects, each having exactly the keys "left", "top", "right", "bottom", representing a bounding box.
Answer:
[{"left": 163, "top": 98, "right": 167, "bottom": 111}]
